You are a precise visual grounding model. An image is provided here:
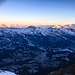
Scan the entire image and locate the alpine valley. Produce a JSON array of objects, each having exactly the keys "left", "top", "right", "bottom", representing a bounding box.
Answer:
[{"left": 0, "top": 24, "right": 75, "bottom": 75}]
